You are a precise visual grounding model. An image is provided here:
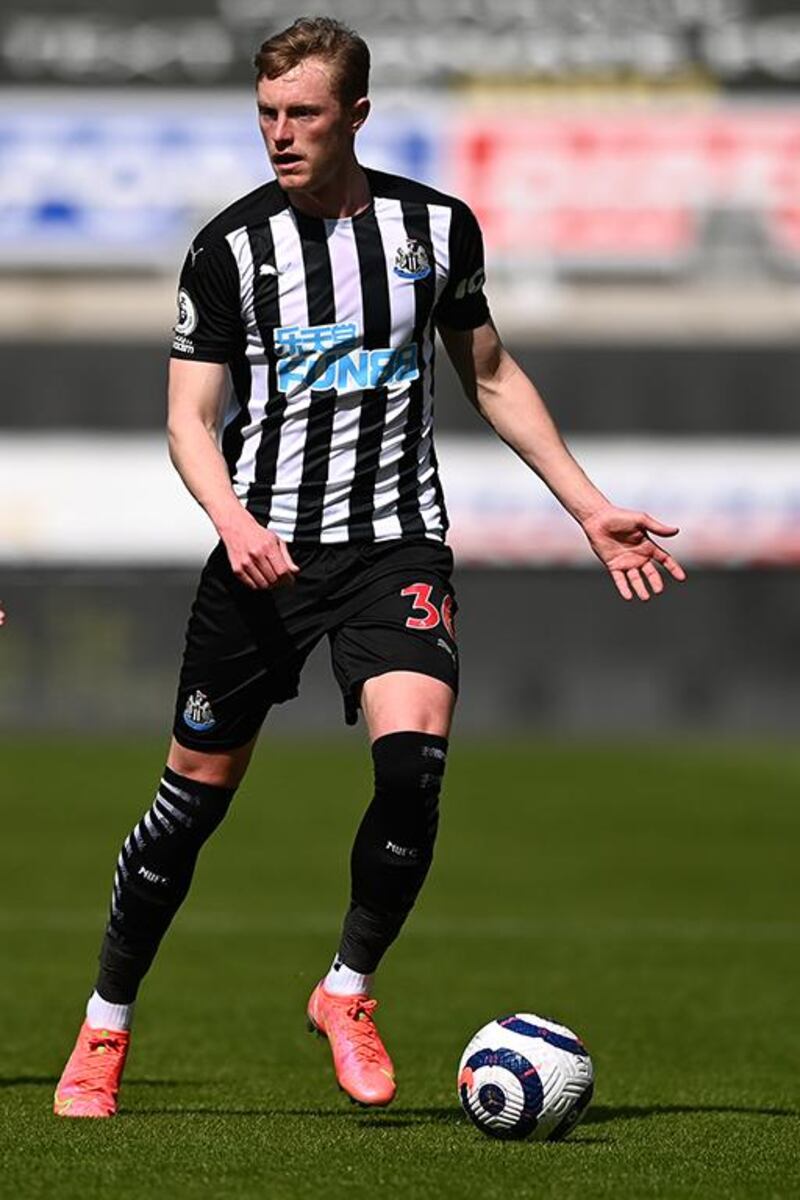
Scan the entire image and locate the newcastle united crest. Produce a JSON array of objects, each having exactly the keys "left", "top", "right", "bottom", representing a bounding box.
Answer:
[{"left": 393, "top": 239, "right": 432, "bottom": 281}]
